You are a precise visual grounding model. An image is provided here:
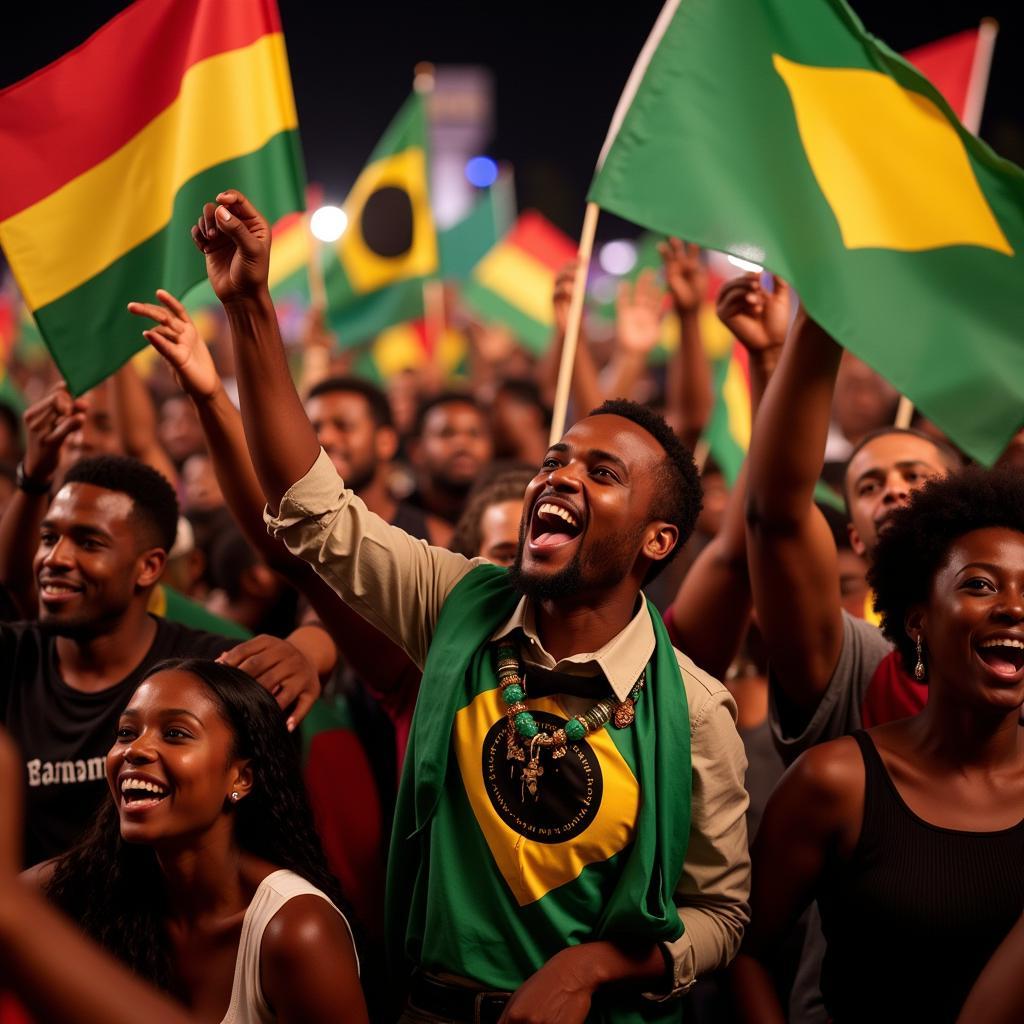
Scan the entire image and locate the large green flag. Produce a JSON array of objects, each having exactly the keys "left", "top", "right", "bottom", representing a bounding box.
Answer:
[
  {"left": 324, "top": 93, "right": 438, "bottom": 347},
  {"left": 589, "top": 0, "right": 1024, "bottom": 464}
]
